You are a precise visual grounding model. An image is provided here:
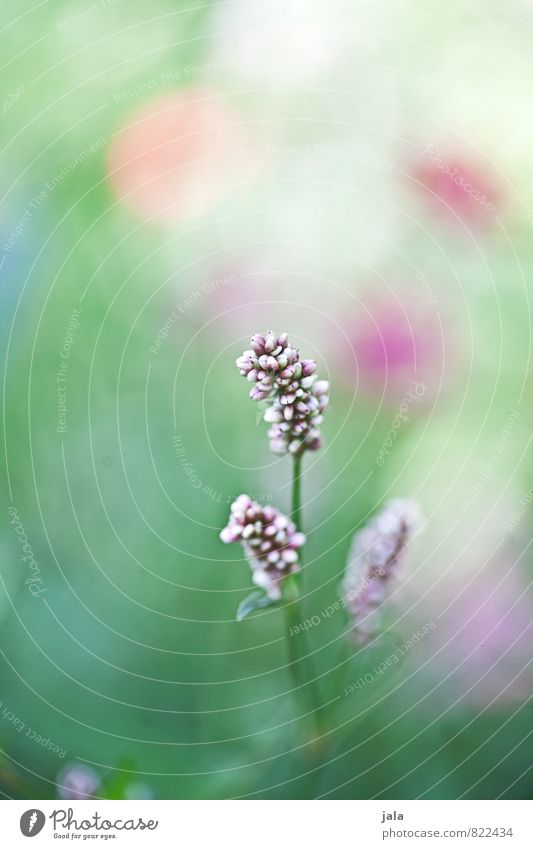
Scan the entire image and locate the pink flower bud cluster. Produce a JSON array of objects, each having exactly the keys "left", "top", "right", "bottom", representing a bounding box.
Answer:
[
  {"left": 343, "top": 499, "right": 422, "bottom": 644},
  {"left": 236, "top": 331, "right": 329, "bottom": 455},
  {"left": 220, "top": 494, "right": 305, "bottom": 599},
  {"left": 236, "top": 332, "right": 299, "bottom": 401}
]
